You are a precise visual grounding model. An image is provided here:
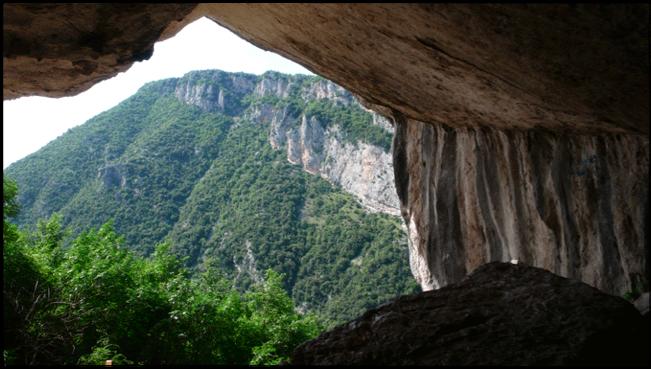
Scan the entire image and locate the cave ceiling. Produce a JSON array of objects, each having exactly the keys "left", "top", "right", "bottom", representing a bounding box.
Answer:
[{"left": 3, "top": 3, "right": 649, "bottom": 135}]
